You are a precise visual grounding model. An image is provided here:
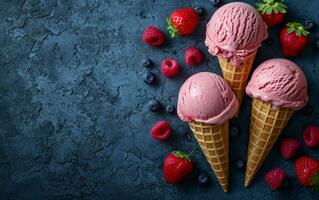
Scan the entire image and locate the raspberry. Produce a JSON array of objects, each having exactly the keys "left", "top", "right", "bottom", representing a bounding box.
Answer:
[
  {"left": 264, "top": 168, "right": 287, "bottom": 190},
  {"left": 142, "top": 26, "right": 166, "bottom": 47},
  {"left": 150, "top": 120, "right": 172, "bottom": 141},
  {"left": 280, "top": 138, "right": 300, "bottom": 159},
  {"left": 185, "top": 47, "right": 203, "bottom": 66},
  {"left": 161, "top": 59, "right": 180, "bottom": 78},
  {"left": 302, "top": 125, "right": 319, "bottom": 148}
]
